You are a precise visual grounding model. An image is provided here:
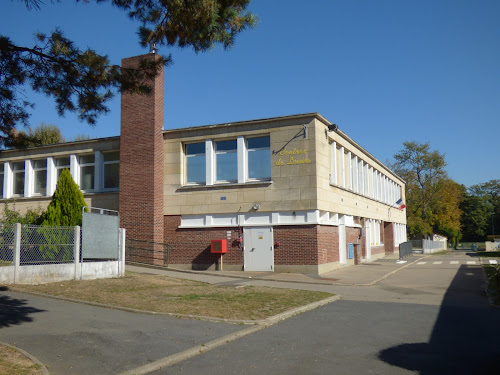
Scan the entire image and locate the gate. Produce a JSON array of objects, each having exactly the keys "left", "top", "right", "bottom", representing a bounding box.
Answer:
[
  {"left": 399, "top": 241, "right": 413, "bottom": 259},
  {"left": 126, "top": 239, "right": 171, "bottom": 267}
]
